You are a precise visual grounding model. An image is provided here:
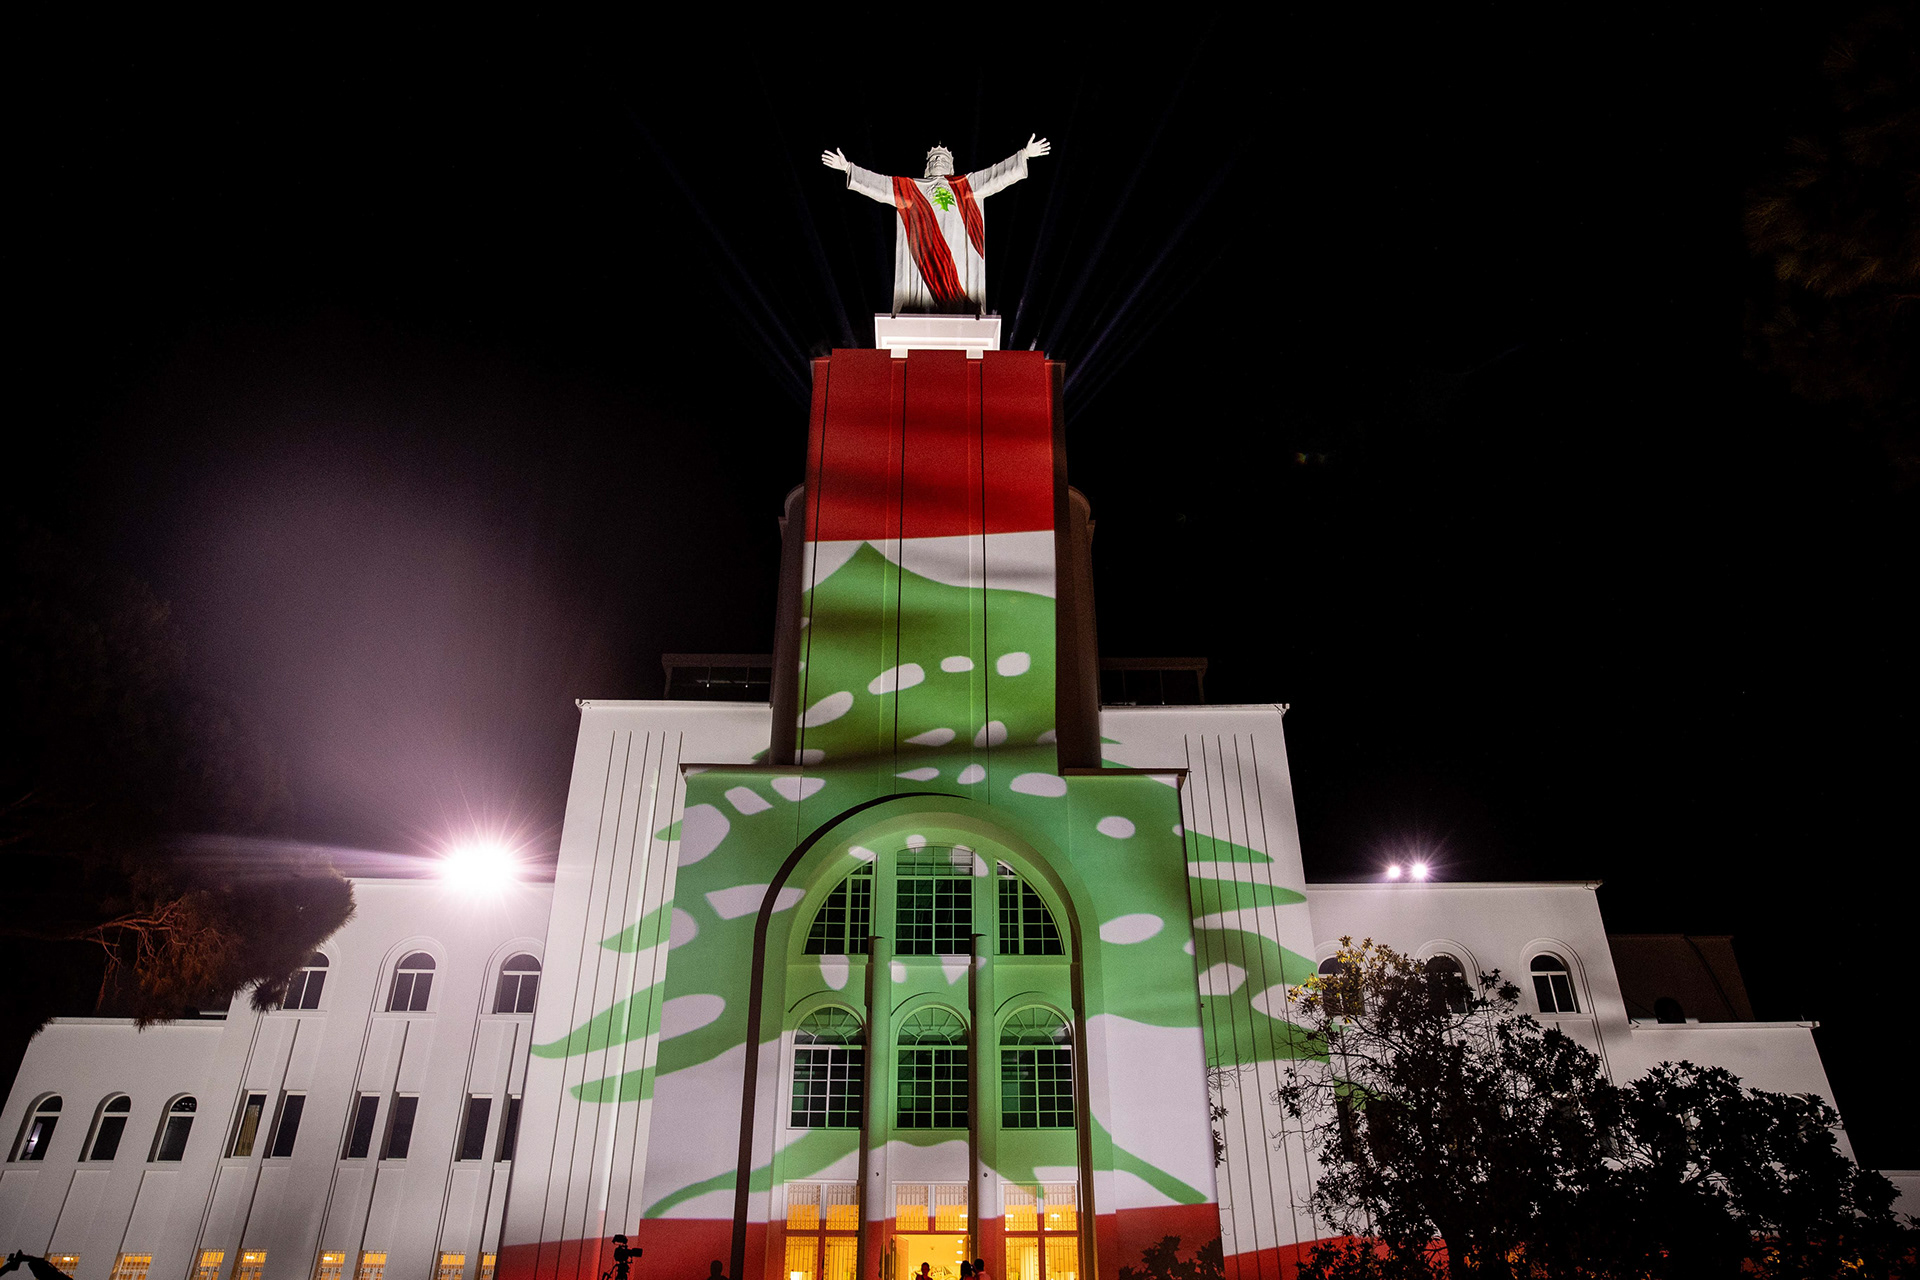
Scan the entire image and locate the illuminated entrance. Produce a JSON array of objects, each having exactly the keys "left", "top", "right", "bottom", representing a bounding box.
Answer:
[
  {"left": 785, "top": 1182, "right": 860, "bottom": 1280},
  {"left": 894, "top": 1183, "right": 968, "bottom": 1280},
  {"left": 1004, "top": 1184, "right": 1078, "bottom": 1280}
]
